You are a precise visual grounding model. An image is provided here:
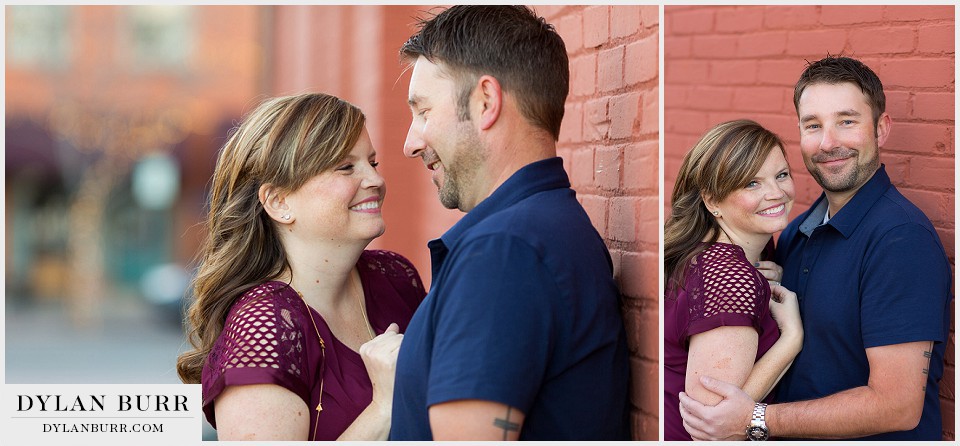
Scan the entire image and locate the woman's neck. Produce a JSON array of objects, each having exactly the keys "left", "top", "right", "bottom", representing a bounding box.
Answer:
[
  {"left": 280, "top": 238, "right": 368, "bottom": 310},
  {"left": 713, "top": 228, "right": 770, "bottom": 265}
]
